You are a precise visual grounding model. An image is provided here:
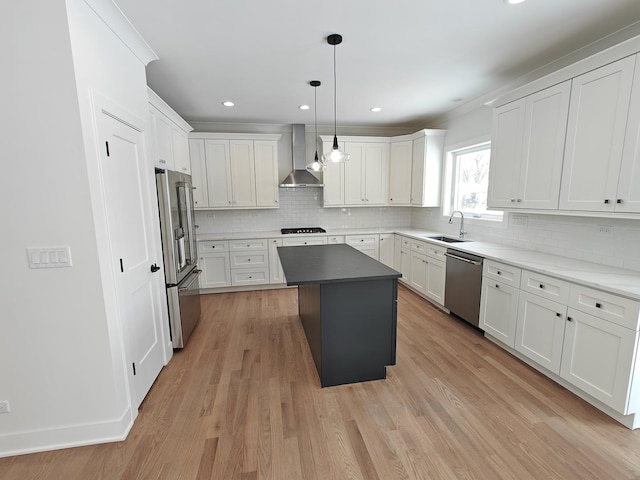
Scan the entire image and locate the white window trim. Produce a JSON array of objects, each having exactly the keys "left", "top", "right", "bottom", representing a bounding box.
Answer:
[{"left": 442, "top": 135, "right": 505, "bottom": 226}]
